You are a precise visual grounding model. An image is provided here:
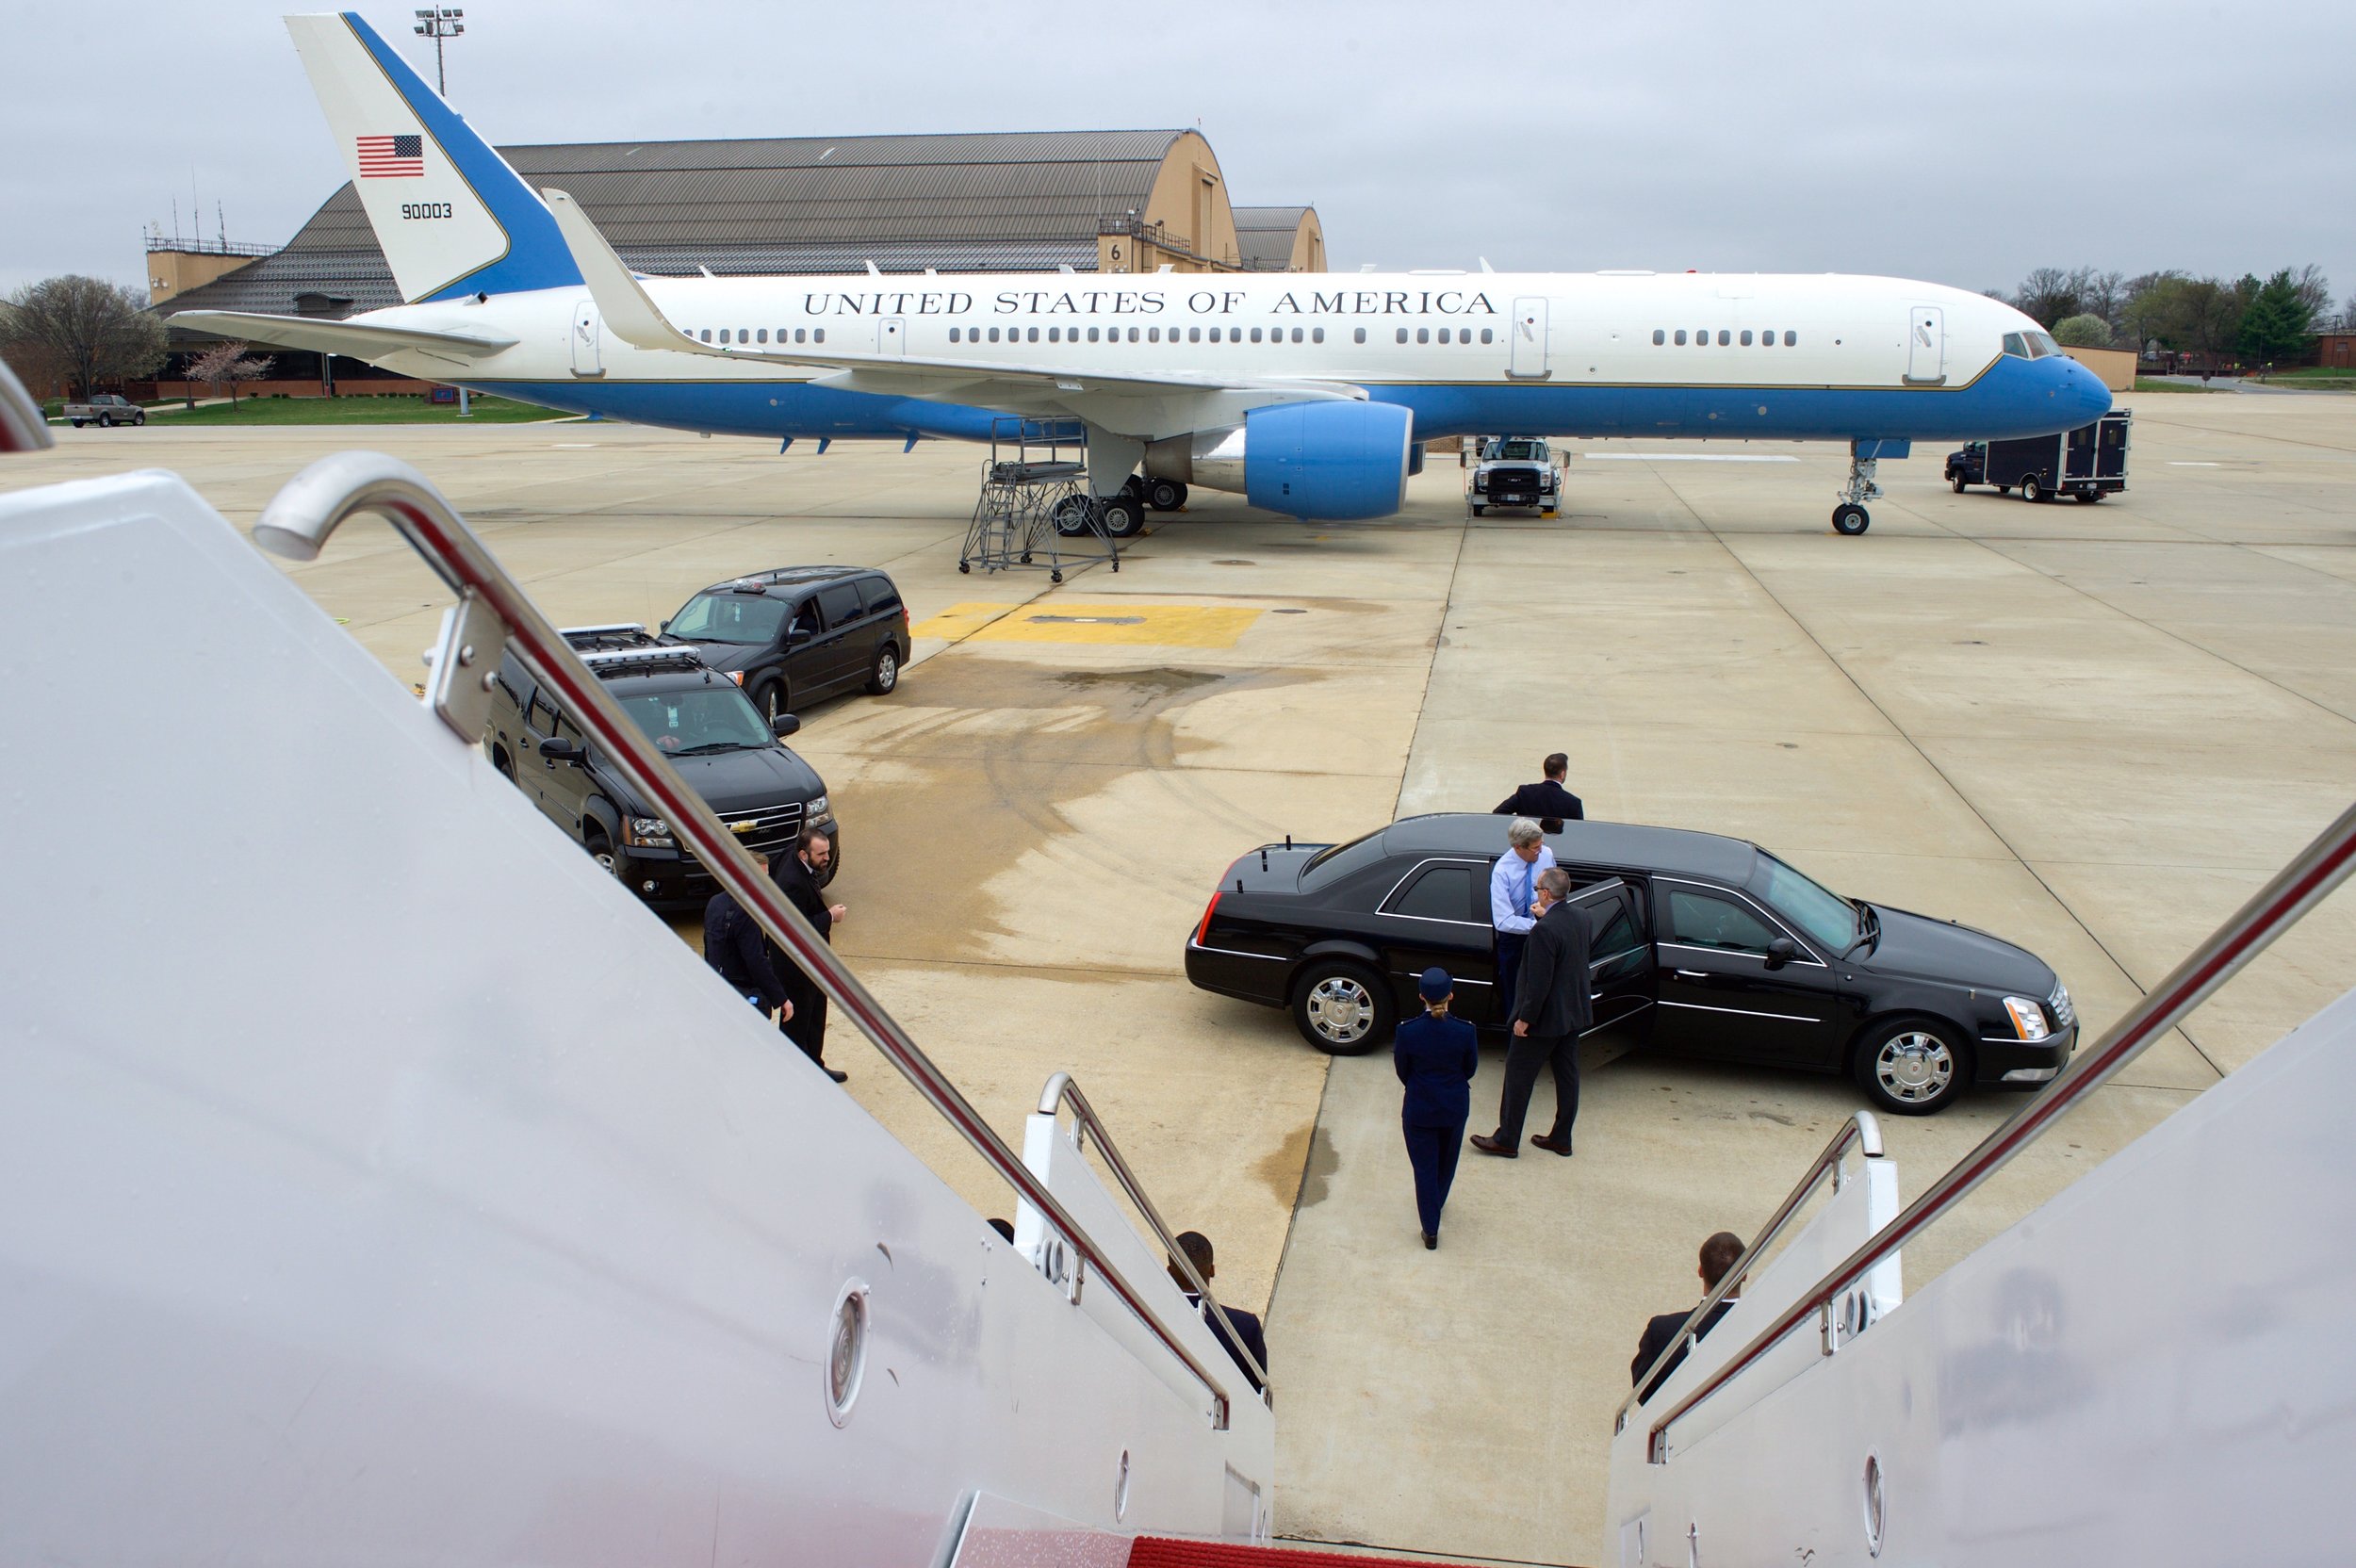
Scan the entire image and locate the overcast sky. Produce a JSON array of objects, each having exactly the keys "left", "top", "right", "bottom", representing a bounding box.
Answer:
[{"left": 6, "top": 0, "right": 2351, "bottom": 306}]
